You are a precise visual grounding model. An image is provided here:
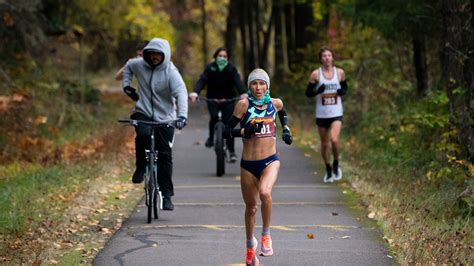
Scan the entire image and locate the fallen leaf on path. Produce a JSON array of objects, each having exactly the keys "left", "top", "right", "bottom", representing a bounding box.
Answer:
[
  {"left": 307, "top": 233, "right": 314, "bottom": 239},
  {"left": 383, "top": 236, "right": 394, "bottom": 244},
  {"left": 304, "top": 153, "right": 311, "bottom": 157},
  {"left": 95, "top": 208, "right": 107, "bottom": 214},
  {"left": 35, "top": 116, "right": 48, "bottom": 125},
  {"left": 76, "top": 214, "right": 87, "bottom": 221},
  {"left": 88, "top": 219, "right": 99, "bottom": 226},
  {"left": 12, "top": 93, "right": 27, "bottom": 102},
  {"left": 61, "top": 241, "right": 74, "bottom": 249}
]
